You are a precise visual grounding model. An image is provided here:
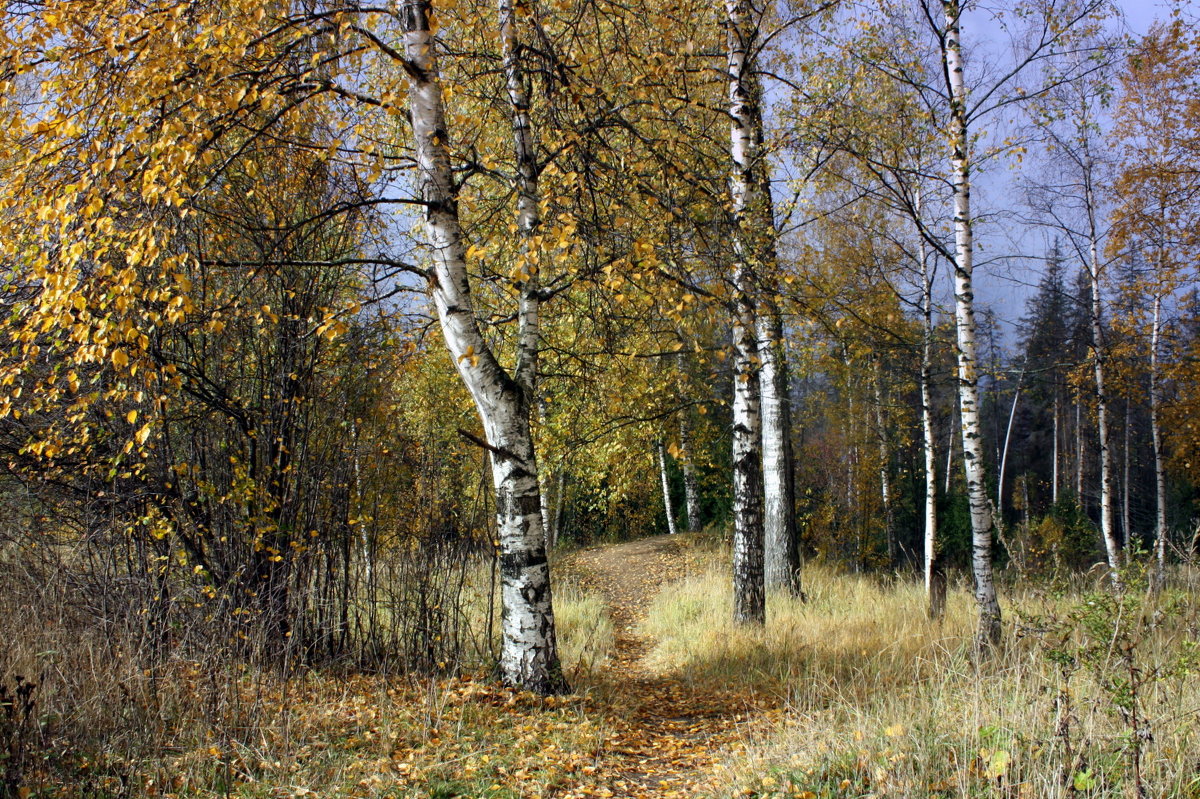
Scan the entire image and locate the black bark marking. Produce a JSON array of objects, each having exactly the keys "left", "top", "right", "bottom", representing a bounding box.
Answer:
[{"left": 500, "top": 550, "right": 547, "bottom": 579}]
